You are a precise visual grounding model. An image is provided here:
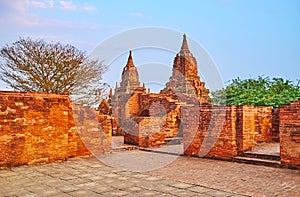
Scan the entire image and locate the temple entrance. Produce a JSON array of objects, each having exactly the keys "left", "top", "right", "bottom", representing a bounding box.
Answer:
[
  {"left": 234, "top": 105, "right": 281, "bottom": 166},
  {"left": 203, "top": 105, "right": 280, "bottom": 167}
]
